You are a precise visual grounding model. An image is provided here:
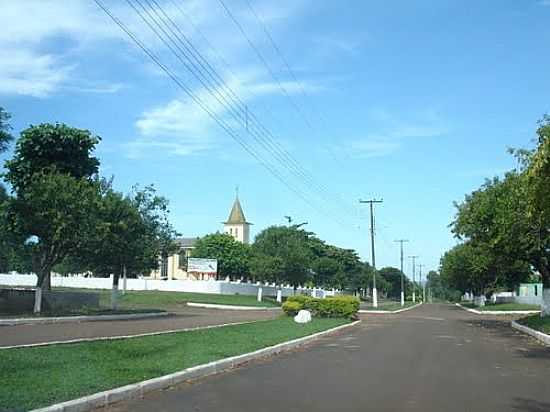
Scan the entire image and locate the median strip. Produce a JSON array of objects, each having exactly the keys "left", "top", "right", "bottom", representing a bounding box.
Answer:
[{"left": 1, "top": 317, "right": 356, "bottom": 411}]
